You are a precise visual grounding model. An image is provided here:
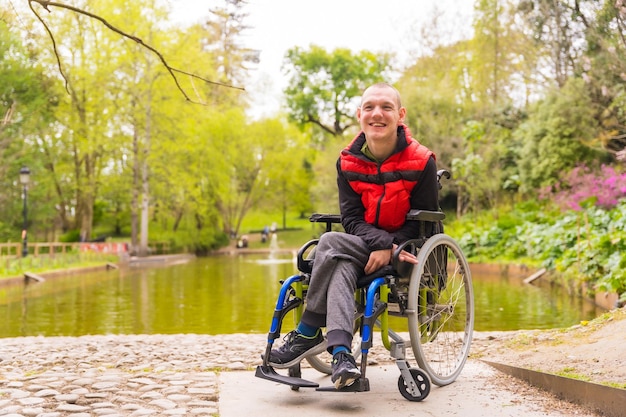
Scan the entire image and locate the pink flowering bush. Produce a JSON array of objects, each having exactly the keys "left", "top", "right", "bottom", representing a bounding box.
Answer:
[{"left": 540, "top": 164, "right": 626, "bottom": 211}]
